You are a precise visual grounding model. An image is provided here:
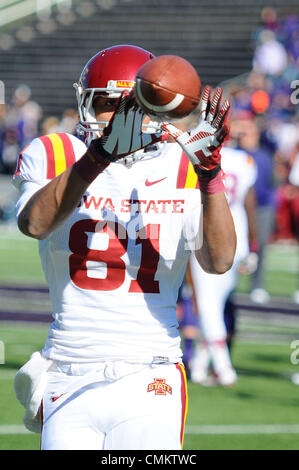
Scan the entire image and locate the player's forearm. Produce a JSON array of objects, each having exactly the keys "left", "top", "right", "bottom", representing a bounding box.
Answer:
[
  {"left": 195, "top": 191, "right": 236, "bottom": 274},
  {"left": 18, "top": 166, "right": 90, "bottom": 240},
  {"left": 18, "top": 147, "right": 110, "bottom": 240}
]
